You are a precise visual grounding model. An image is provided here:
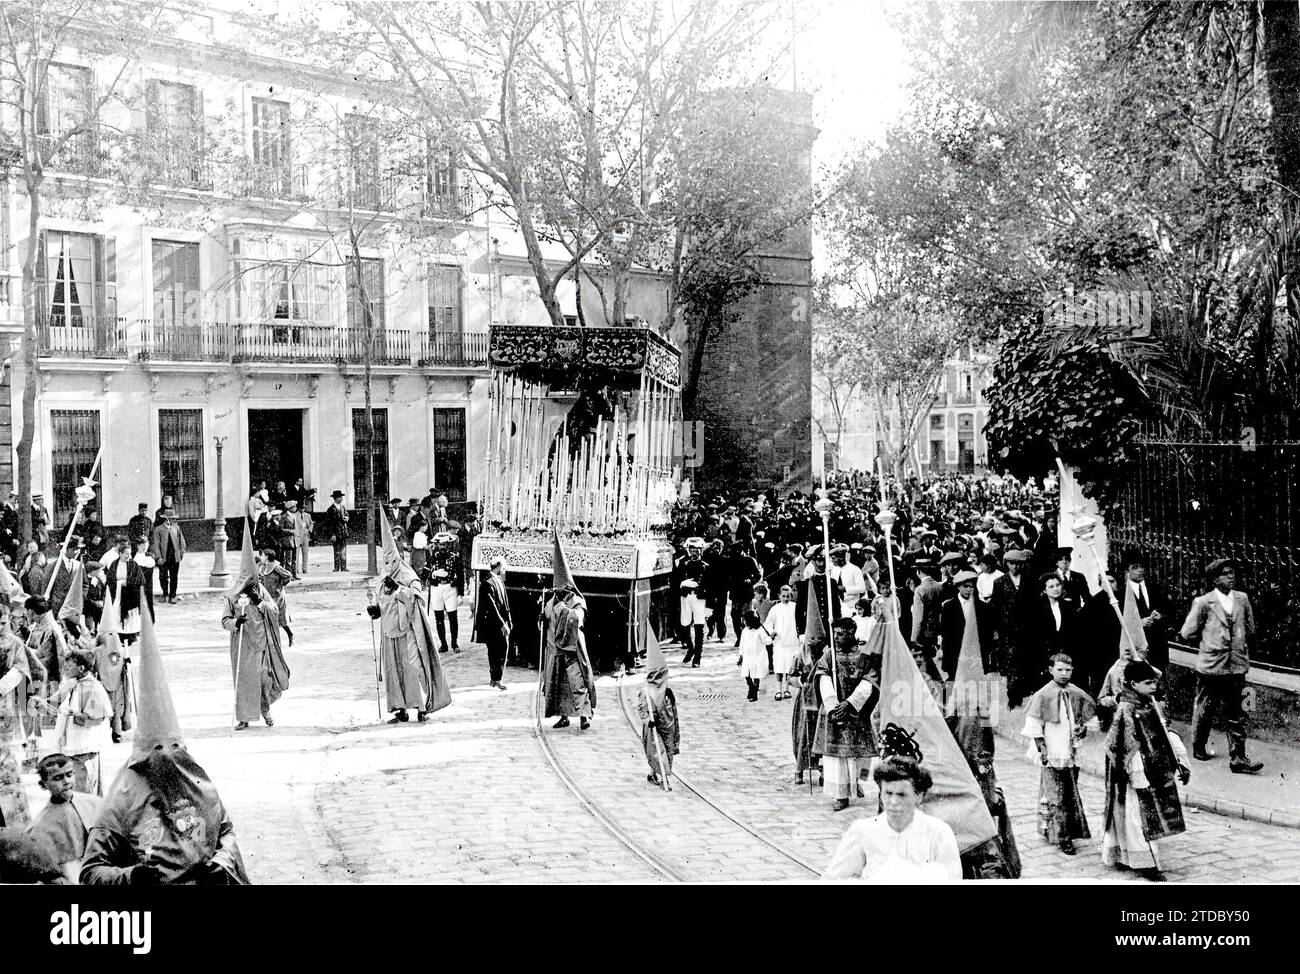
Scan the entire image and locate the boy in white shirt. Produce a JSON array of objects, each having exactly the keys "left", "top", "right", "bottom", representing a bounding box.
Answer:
[{"left": 1022, "top": 653, "right": 1096, "bottom": 855}]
